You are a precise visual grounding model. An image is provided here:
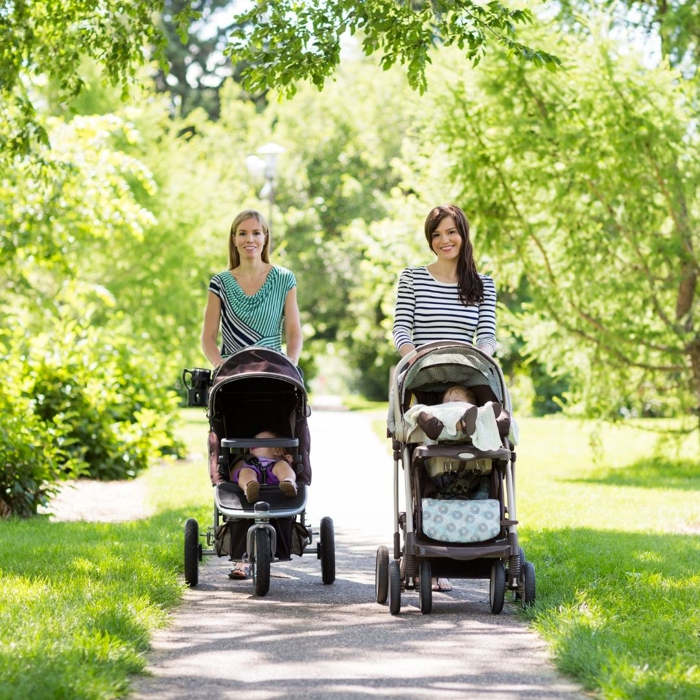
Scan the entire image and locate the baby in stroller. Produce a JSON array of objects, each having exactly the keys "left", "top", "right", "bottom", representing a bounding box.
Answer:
[
  {"left": 230, "top": 430, "right": 298, "bottom": 502},
  {"left": 404, "top": 384, "right": 512, "bottom": 448},
  {"left": 379, "top": 340, "right": 534, "bottom": 614}
]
